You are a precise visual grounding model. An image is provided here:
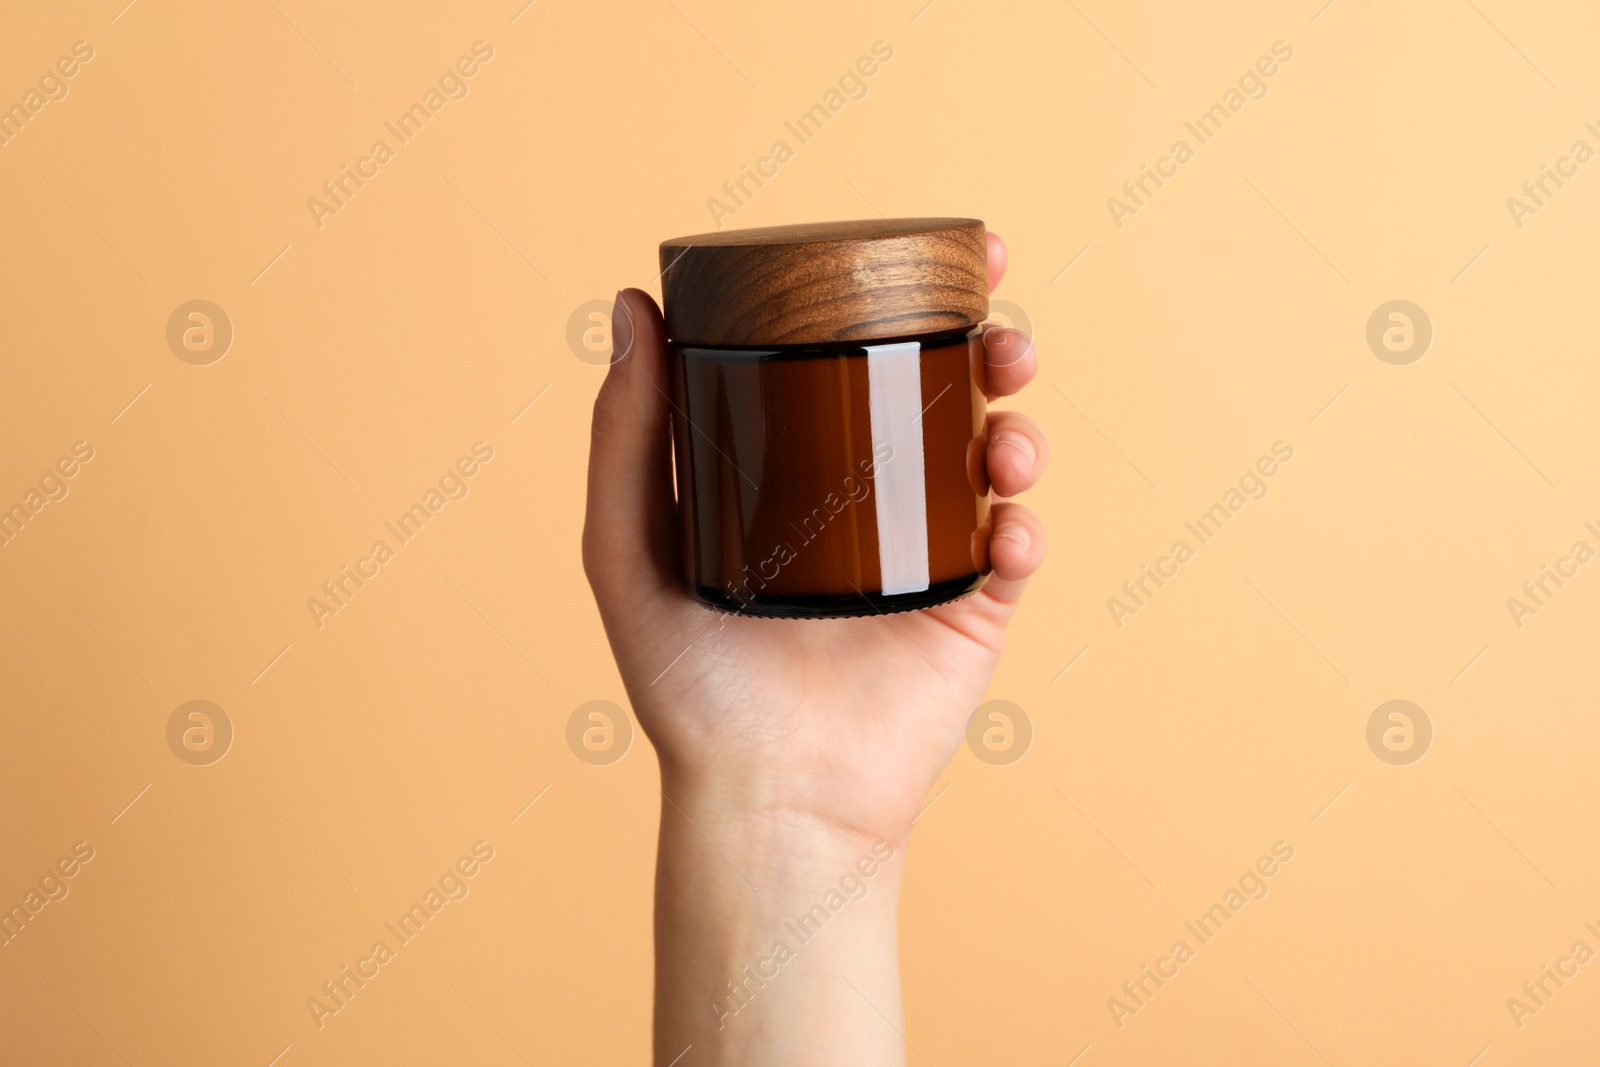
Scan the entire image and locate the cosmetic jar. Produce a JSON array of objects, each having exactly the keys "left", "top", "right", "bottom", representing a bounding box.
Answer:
[{"left": 660, "top": 217, "right": 992, "bottom": 618}]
